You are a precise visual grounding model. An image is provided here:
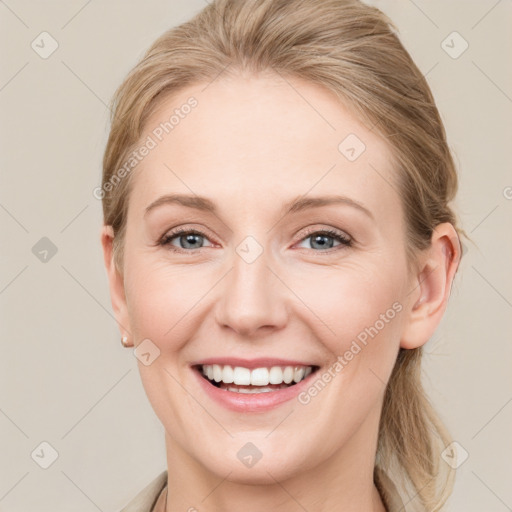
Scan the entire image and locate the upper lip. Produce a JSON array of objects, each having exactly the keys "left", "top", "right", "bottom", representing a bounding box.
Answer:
[{"left": 191, "top": 357, "right": 317, "bottom": 369}]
